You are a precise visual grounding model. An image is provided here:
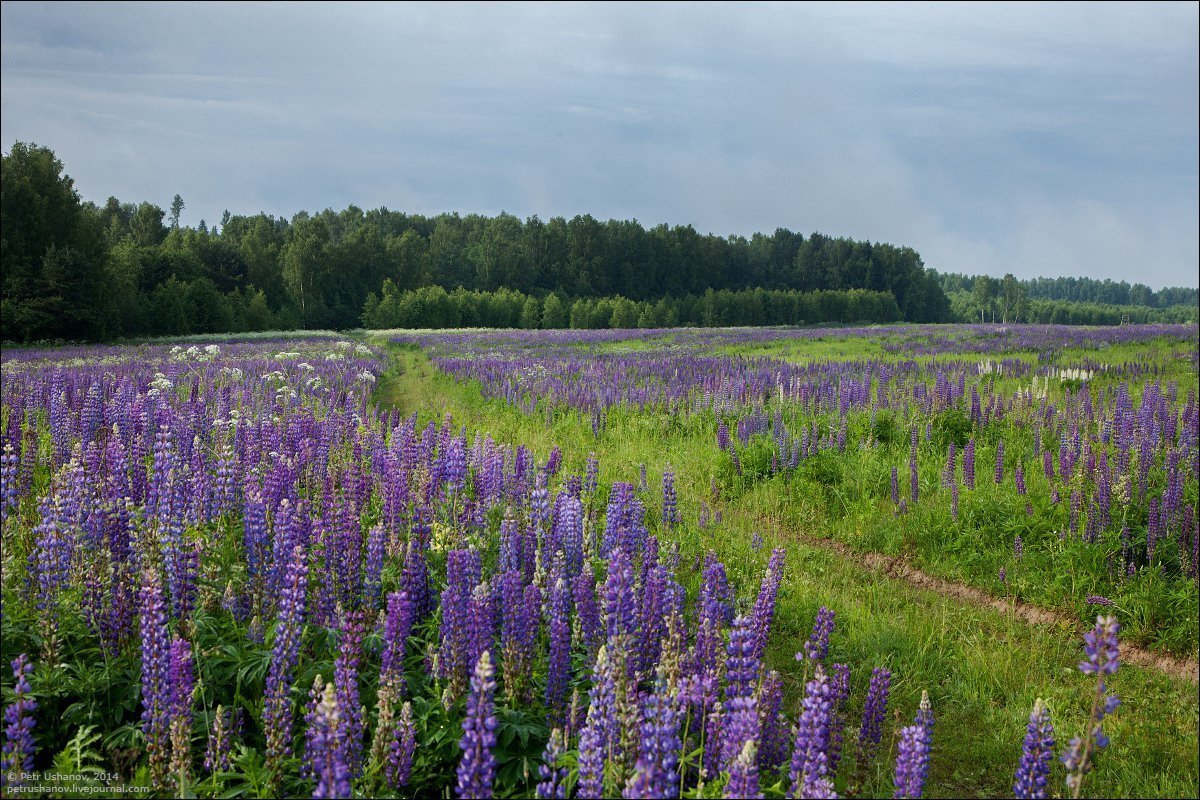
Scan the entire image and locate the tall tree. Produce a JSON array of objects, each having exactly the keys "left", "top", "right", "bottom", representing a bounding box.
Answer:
[
  {"left": 1, "top": 142, "right": 108, "bottom": 341},
  {"left": 169, "top": 194, "right": 185, "bottom": 229},
  {"left": 973, "top": 275, "right": 998, "bottom": 322}
]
